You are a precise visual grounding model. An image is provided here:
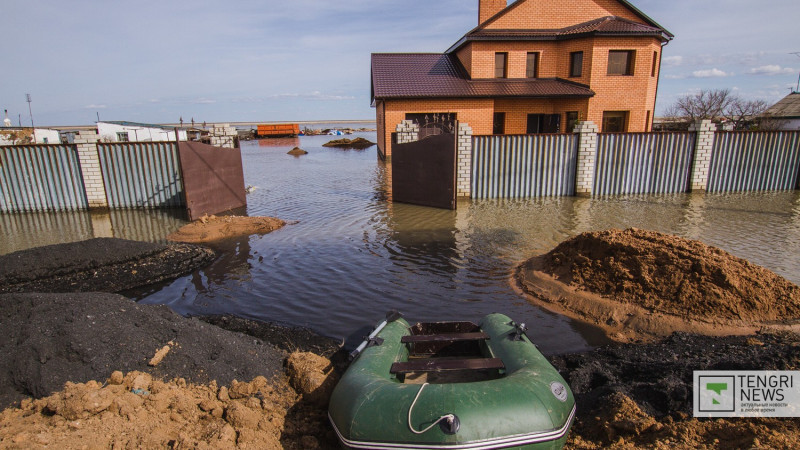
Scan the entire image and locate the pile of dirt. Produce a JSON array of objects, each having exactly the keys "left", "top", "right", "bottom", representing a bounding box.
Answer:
[
  {"left": 0, "top": 358, "right": 339, "bottom": 449},
  {"left": 167, "top": 215, "right": 285, "bottom": 243},
  {"left": 287, "top": 147, "right": 308, "bottom": 156},
  {"left": 0, "top": 292, "right": 288, "bottom": 409},
  {"left": 516, "top": 228, "right": 800, "bottom": 341},
  {"left": 552, "top": 331, "right": 800, "bottom": 448},
  {"left": 0, "top": 238, "right": 214, "bottom": 294},
  {"left": 322, "top": 137, "right": 375, "bottom": 149}
]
